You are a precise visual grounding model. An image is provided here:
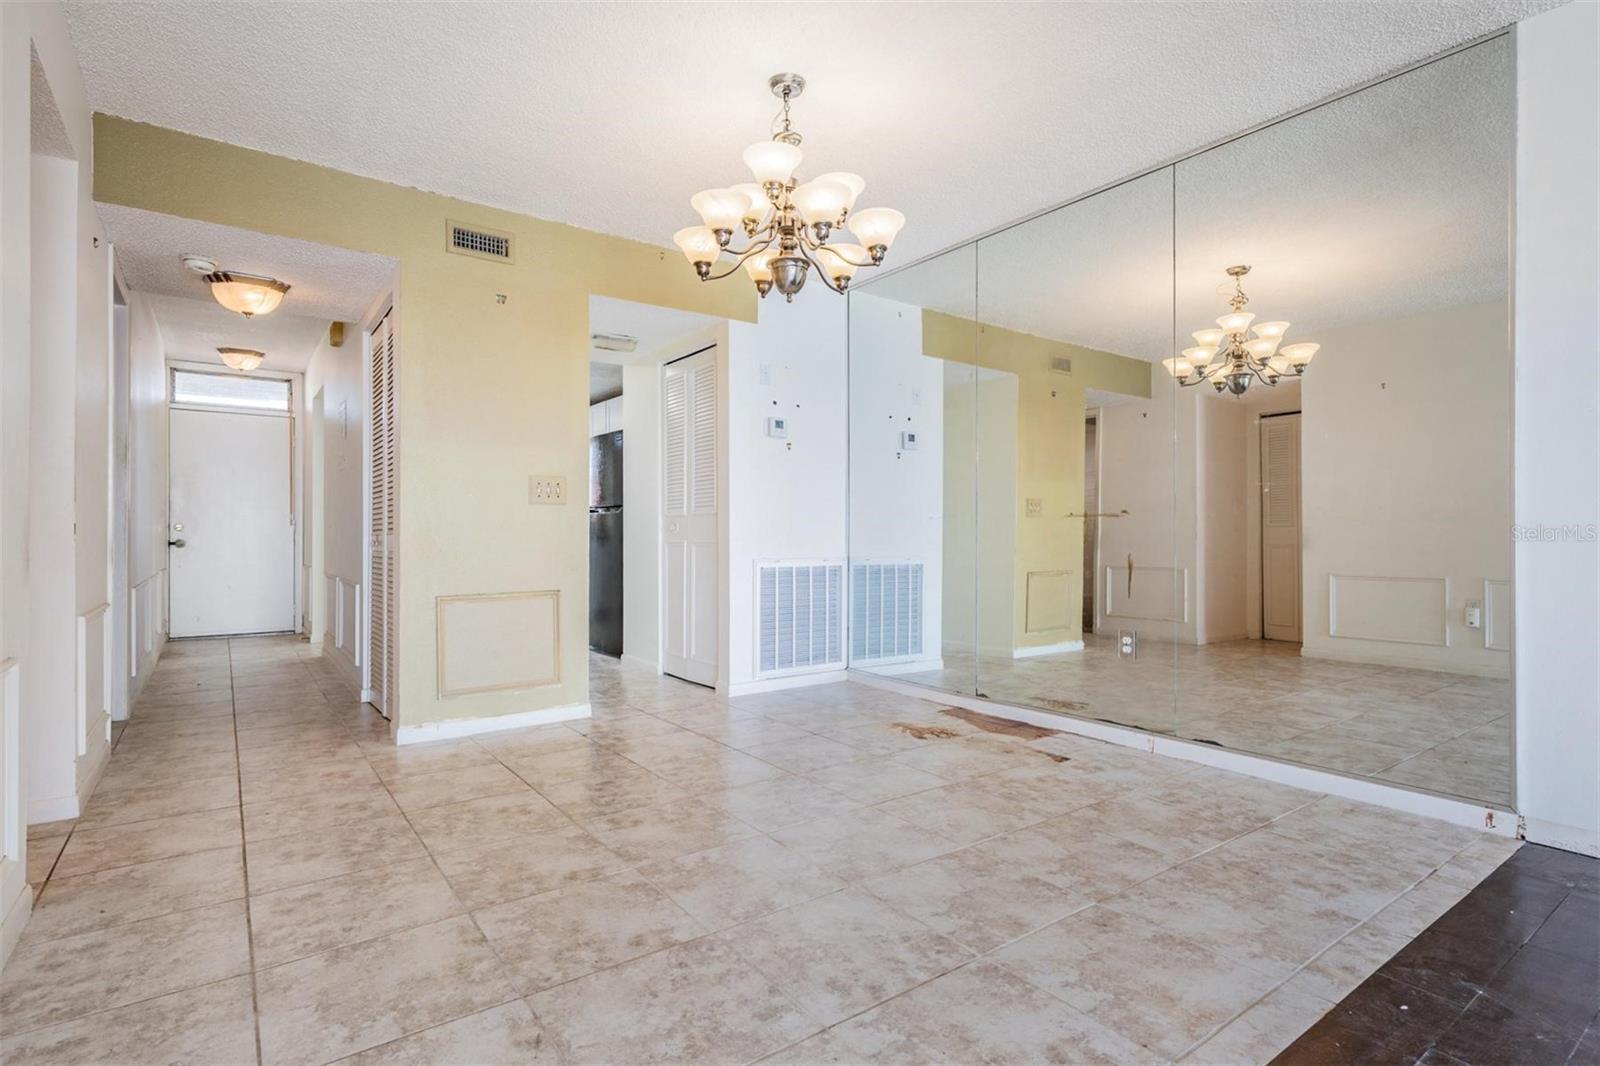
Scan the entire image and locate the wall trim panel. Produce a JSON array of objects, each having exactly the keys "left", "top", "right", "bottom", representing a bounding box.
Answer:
[
  {"left": 436, "top": 590, "right": 560, "bottom": 698},
  {"left": 1484, "top": 579, "right": 1513, "bottom": 652},
  {"left": 1103, "top": 565, "right": 1188, "bottom": 623},
  {"left": 1328, "top": 574, "right": 1449, "bottom": 646}
]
